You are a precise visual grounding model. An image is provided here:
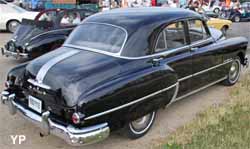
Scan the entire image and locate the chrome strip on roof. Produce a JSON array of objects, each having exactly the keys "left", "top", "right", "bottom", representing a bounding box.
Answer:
[{"left": 36, "top": 50, "right": 80, "bottom": 83}]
